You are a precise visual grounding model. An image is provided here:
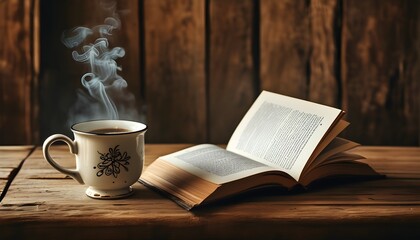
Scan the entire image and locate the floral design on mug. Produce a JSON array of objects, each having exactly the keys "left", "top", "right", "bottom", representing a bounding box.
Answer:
[{"left": 96, "top": 145, "right": 130, "bottom": 178}]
